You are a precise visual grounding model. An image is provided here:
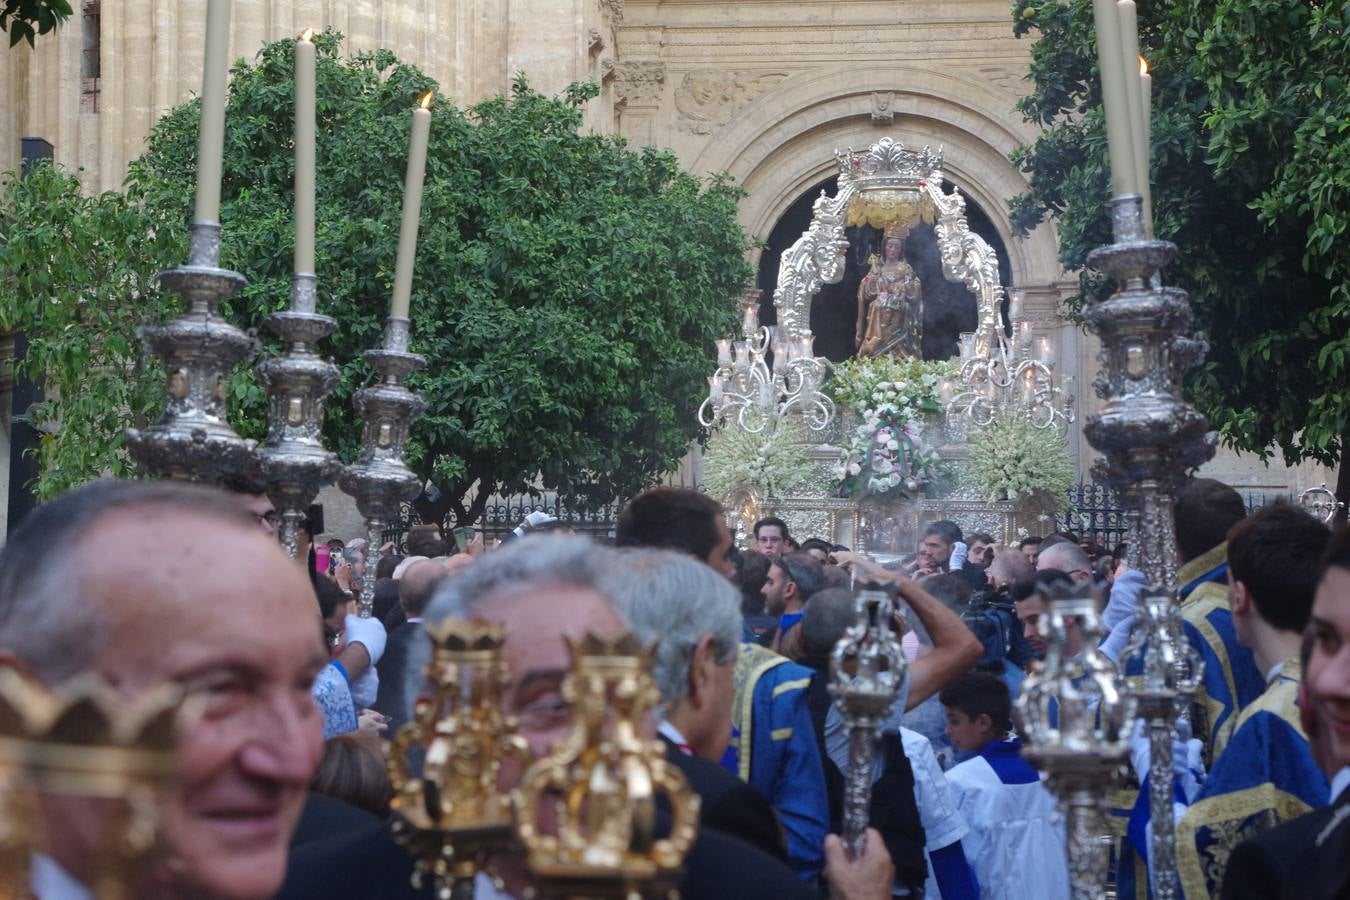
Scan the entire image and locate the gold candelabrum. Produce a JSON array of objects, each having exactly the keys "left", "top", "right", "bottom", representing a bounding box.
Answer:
[
  {"left": 513, "top": 633, "right": 700, "bottom": 900},
  {"left": 1016, "top": 582, "right": 1132, "bottom": 900},
  {"left": 829, "top": 577, "right": 907, "bottom": 857},
  {"left": 387, "top": 620, "right": 528, "bottom": 900},
  {"left": 0, "top": 669, "right": 183, "bottom": 900},
  {"left": 1121, "top": 592, "right": 1203, "bottom": 900}
]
